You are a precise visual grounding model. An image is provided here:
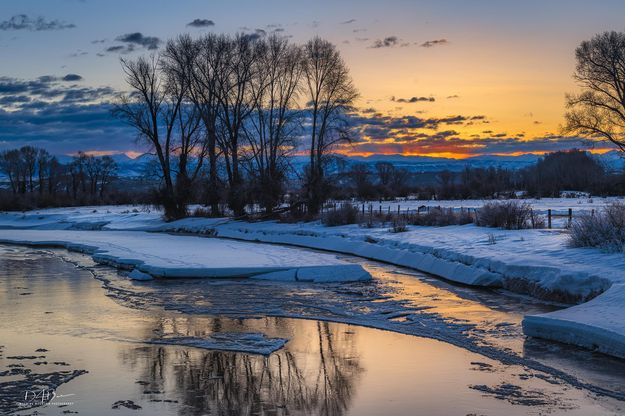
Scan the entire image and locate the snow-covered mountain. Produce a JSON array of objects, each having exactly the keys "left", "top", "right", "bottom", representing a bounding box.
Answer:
[{"left": 43, "top": 150, "right": 625, "bottom": 178}]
